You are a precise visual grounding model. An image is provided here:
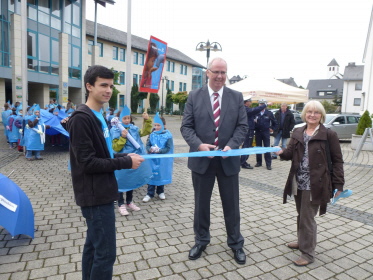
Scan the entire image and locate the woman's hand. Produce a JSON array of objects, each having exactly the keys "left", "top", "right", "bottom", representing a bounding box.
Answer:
[{"left": 274, "top": 146, "right": 283, "bottom": 155}]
